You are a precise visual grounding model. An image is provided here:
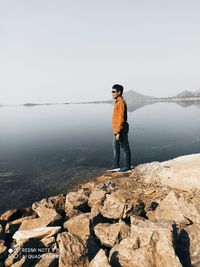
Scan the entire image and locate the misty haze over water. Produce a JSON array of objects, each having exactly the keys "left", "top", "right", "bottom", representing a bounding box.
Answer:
[{"left": 0, "top": 101, "right": 200, "bottom": 213}]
